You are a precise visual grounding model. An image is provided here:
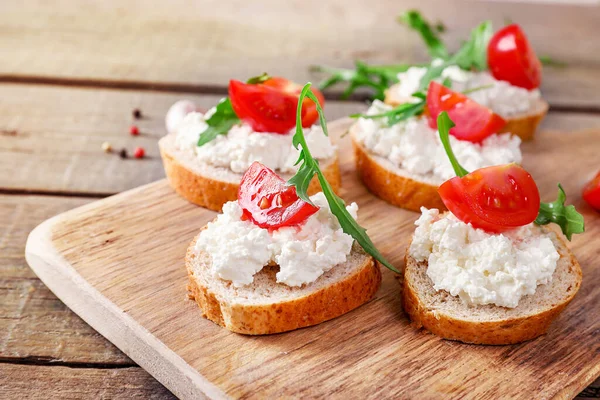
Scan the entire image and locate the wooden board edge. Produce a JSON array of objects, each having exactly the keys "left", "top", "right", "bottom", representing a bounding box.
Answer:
[{"left": 24, "top": 211, "right": 228, "bottom": 400}]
